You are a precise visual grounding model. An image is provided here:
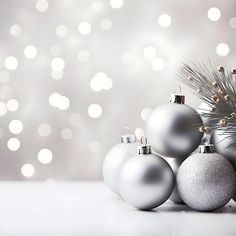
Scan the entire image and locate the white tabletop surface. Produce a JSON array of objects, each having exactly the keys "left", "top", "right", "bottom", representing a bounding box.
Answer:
[{"left": 0, "top": 181, "right": 235, "bottom": 236}]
